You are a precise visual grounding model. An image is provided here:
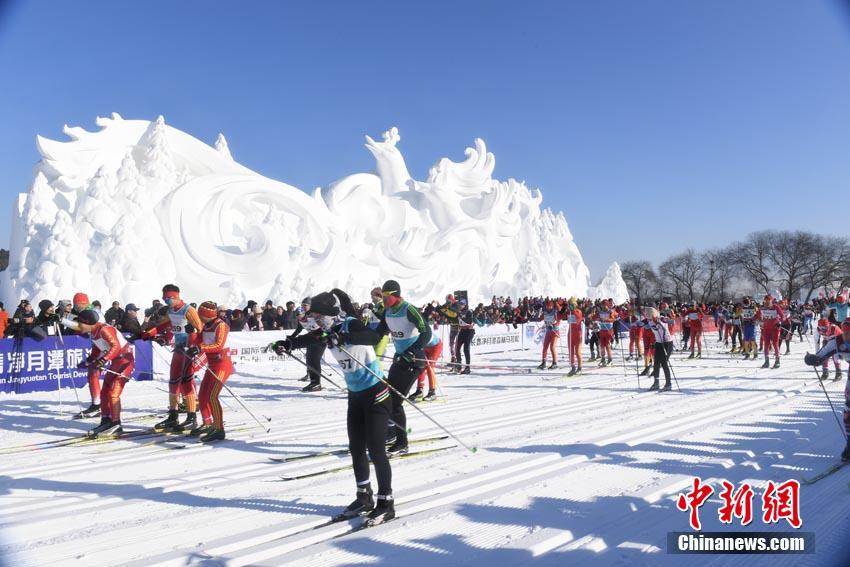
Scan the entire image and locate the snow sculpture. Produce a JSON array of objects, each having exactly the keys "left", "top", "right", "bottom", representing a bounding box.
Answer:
[
  {"left": 2, "top": 114, "right": 597, "bottom": 305},
  {"left": 590, "top": 262, "right": 630, "bottom": 304}
]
